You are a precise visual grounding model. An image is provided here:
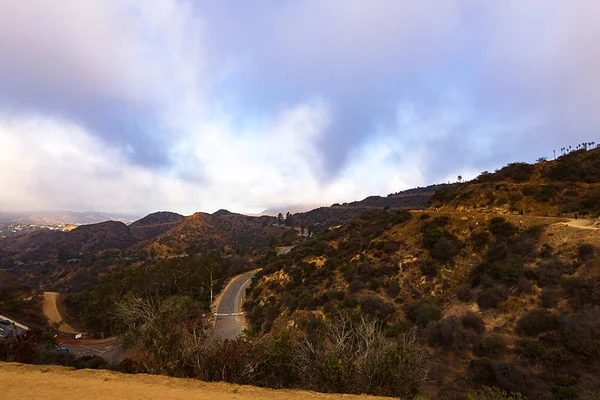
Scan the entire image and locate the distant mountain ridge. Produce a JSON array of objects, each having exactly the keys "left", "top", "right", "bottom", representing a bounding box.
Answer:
[{"left": 0, "top": 210, "right": 141, "bottom": 225}]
